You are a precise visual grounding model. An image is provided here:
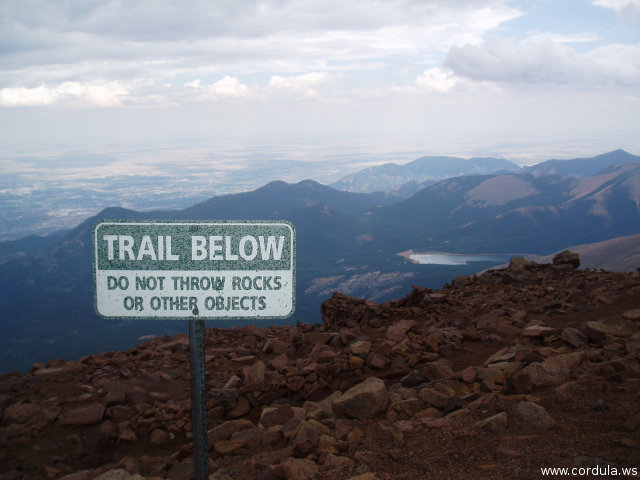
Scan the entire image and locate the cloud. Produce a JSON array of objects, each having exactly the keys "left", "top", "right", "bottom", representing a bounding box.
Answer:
[
  {"left": 0, "top": 0, "right": 521, "bottom": 104},
  {"left": 592, "top": 0, "right": 640, "bottom": 25},
  {"left": 185, "top": 76, "right": 250, "bottom": 100},
  {"left": 445, "top": 37, "right": 640, "bottom": 87},
  {"left": 265, "top": 72, "right": 332, "bottom": 98},
  {"left": 0, "top": 81, "right": 128, "bottom": 107},
  {"left": 415, "top": 67, "right": 460, "bottom": 92}
]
